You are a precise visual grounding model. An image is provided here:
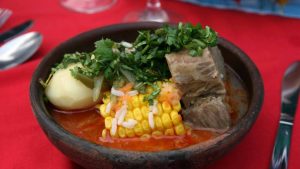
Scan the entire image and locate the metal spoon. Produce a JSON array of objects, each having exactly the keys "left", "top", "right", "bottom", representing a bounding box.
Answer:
[
  {"left": 0, "top": 32, "right": 42, "bottom": 70},
  {"left": 270, "top": 61, "right": 300, "bottom": 169}
]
